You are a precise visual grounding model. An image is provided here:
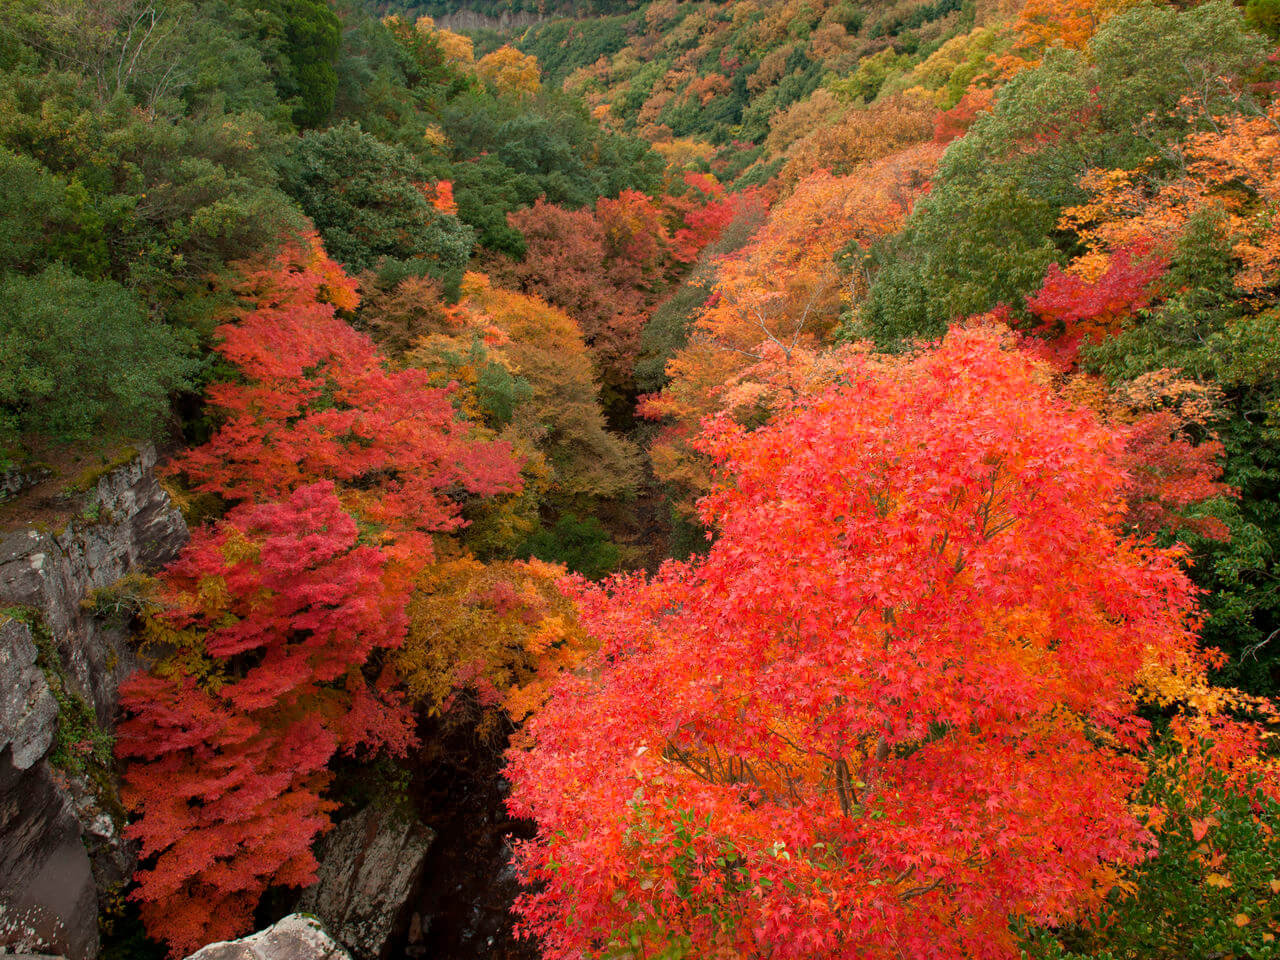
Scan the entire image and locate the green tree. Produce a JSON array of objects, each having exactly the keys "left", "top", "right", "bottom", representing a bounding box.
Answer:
[
  {"left": 1246, "top": 0, "right": 1280, "bottom": 40},
  {"left": 1024, "top": 741, "right": 1280, "bottom": 960},
  {"left": 1088, "top": 216, "right": 1280, "bottom": 695},
  {"left": 860, "top": 0, "right": 1268, "bottom": 347},
  {"left": 518, "top": 514, "right": 622, "bottom": 580},
  {"left": 0, "top": 266, "right": 194, "bottom": 458},
  {"left": 232, "top": 0, "right": 341, "bottom": 127},
  {"left": 281, "top": 121, "right": 475, "bottom": 293}
]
